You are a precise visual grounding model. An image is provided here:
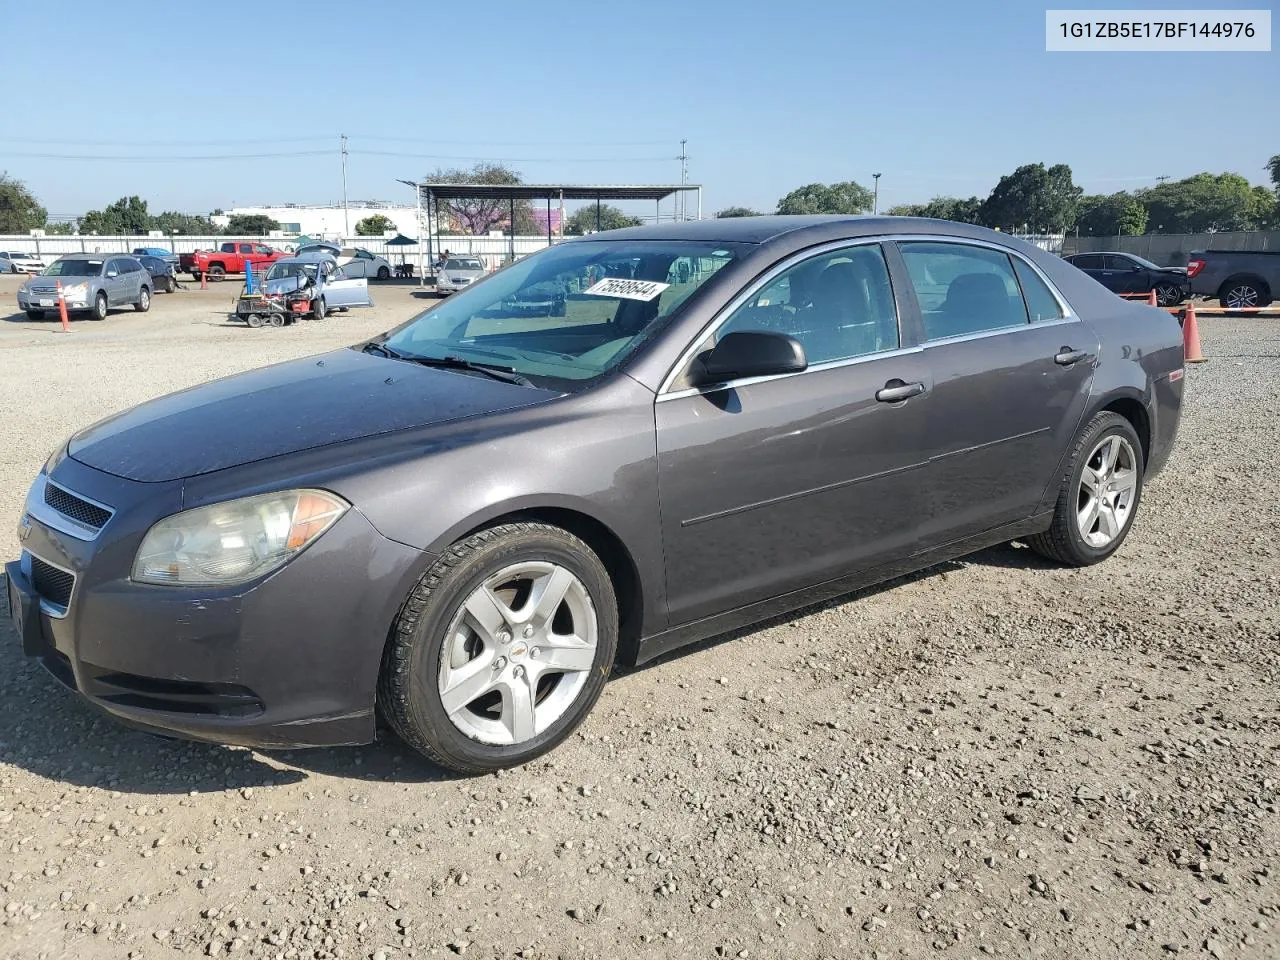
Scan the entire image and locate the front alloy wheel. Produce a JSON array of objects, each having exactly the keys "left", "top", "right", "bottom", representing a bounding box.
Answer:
[
  {"left": 379, "top": 522, "right": 618, "bottom": 774},
  {"left": 1154, "top": 283, "right": 1182, "bottom": 307}
]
